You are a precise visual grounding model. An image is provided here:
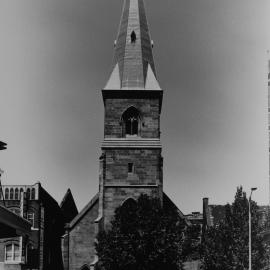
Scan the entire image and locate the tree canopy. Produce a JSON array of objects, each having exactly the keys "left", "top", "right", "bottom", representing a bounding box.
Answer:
[
  {"left": 95, "top": 194, "right": 186, "bottom": 270},
  {"left": 202, "top": 186, "right": 267, "bottom": 270}
]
